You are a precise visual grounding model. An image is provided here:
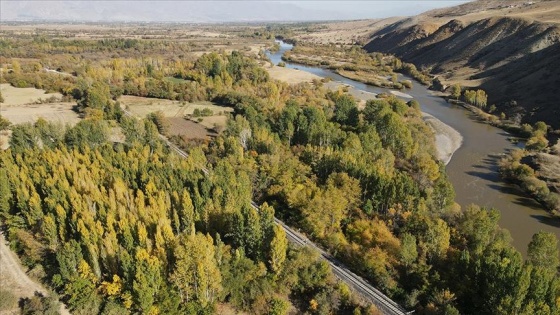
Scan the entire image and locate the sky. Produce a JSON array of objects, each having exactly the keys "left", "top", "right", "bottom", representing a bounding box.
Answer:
[
  {"left": 284, "top": 1, "right": 471, "bottom": 19},
  {"left": 0, "top": 1, "right": 473, "bottom": 22}
]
